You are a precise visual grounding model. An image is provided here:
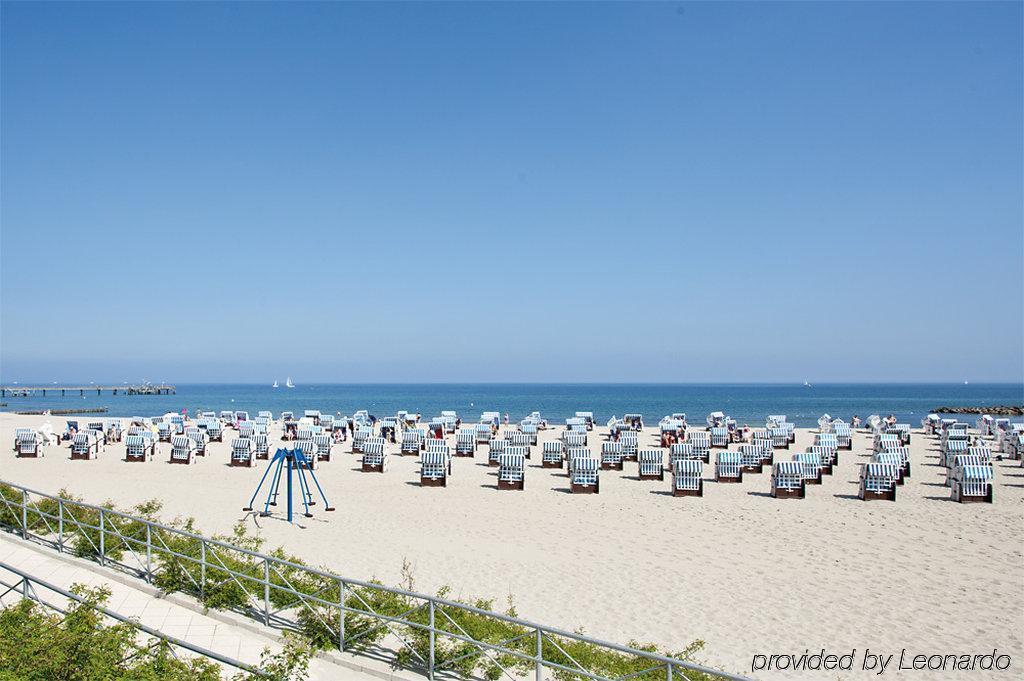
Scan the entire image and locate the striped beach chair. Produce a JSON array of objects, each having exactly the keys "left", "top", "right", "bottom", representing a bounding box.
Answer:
[
  {"left": 488, "top": 438, "right": 506, "bottom": 466},
  {"left": 105, "top": 419, "right": 123, "bottom": 443},
  {"left": 253, "top": 433, "right": 270, "bottom": 460},
  {"left": 941, "top": 438, "right": 969, "bottom": 467},
  {"left": 401, "top": 430, "right": 423, "bottom": 455},
  {"left": 474, "top": 423, "right": 492, "bottom": 444},
  {"left": 768, "top": 427, "right": 789, "bottom": 449},
  {"left": 813, "top": 433, "right": 839, "bottom": 464},
  {"left": 296, "top": 440, "right": 319, "bottom": 469},
  {"left": 71, "top": 432, "right": 100, "bottom": 460},
  {"left": 859, "top": 462, "right": 898, "bottom": 501},
  {"left": 205, "top": 420, "right": 223, "bottom": 442},
  {"left": 542, "top": 441, "right": 565, "bottom": 468},
  {"left": 239, "top": 421, "right": 255, "bottom": 439},
  {"left": 888, "top": 423, "right": 911, "bottom": 445},
  {"left": 752, "top": 437, "right": 774, "bottom": 466},
  {"left": 872, "top": 451, "right": 905, "bottom": 485},
  {"left": 497, "top": 452, "right": 526, "bottom": 490},
  {"left": 1002, "top": 432, "right": 1023, "bottom": 460},
  {"left": 638, "top": 449, "right": 664, "bottom": 481},
  {"left": 15, "top": 429, "right": 41, "bottom": 458},
  {"left": 793, "top": 452, "right": 823, "bottom": 485},
  {"left": 619, "top": 432, "right": 639, "bottom": 461},
  {"left": 950, "top": 463, "right": 994, "bottom": 503},
  {"left": 361, "top": 440, "right": 387, "bottom": 473},
  {"left": 420, "top": 450, "right": 449, "bottom": 486},
  {"left": 600, "top": 441, "right": 624, "bottom": 470},
  {"left": 507, "top": 432, "right": 531, "bottom": 456},
  {"left": 521, "top": 422, "right": 539, "bottom": 445},
  {"left": 688, "top": 431, "right": 711, "bottom": 463},
  {"left": 714, "top": 451, "right": 743, "bottom": 483},
  {"left": 832, "top": 423, "right": 853, "bottom": 450},
  {"left": 737, "top": 444, "right": 763, "bottom": 474},
  {"left": 945, "top": 453, "right": 987, "bottom": 488},
  {"left": 313, "top": 433, "right": 332, "bottom": 462},
  {"left": 228, "top": 437, "right": 252, "bottom": 467},
  {"left": 564, "top": 432, "right": 587, "bottom": 448},
  {"left": 352, "top": 428, "right": 372, "bottom": 454},
  {"left": 770, "top": 461, "right": 806, "bottom": 499},
  {"left": 566, "top": 447, "right": 591, "bottom": 477},
  {"left": 124, "top": 434, "right": 151, "bottom": 462},
  {"left": 455, "top": 429, "right": 476, "bottom": 457},
  {"left": 157, "top": 421, "right": 173, "bottom": 443},
  {"left": 806, "top": 446, "right": 834, "bottom": 475},
  {"left": 668, "top": 442, "right": 696, "bottom": 470},
  {"left": 672, "top": 459, "right": 703, "bottom": 497},
  {"left": 710, "top": 427, "right": 729, "bottom": 448},
  {"left": 570, "top": 456, "right": 600, "bottom": 494},
  {"left": 873, "top": 433, "right": 901, "bottom": 454},
  {"left": 185, "top": 427, "right": 207, "bottom": 456}
]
